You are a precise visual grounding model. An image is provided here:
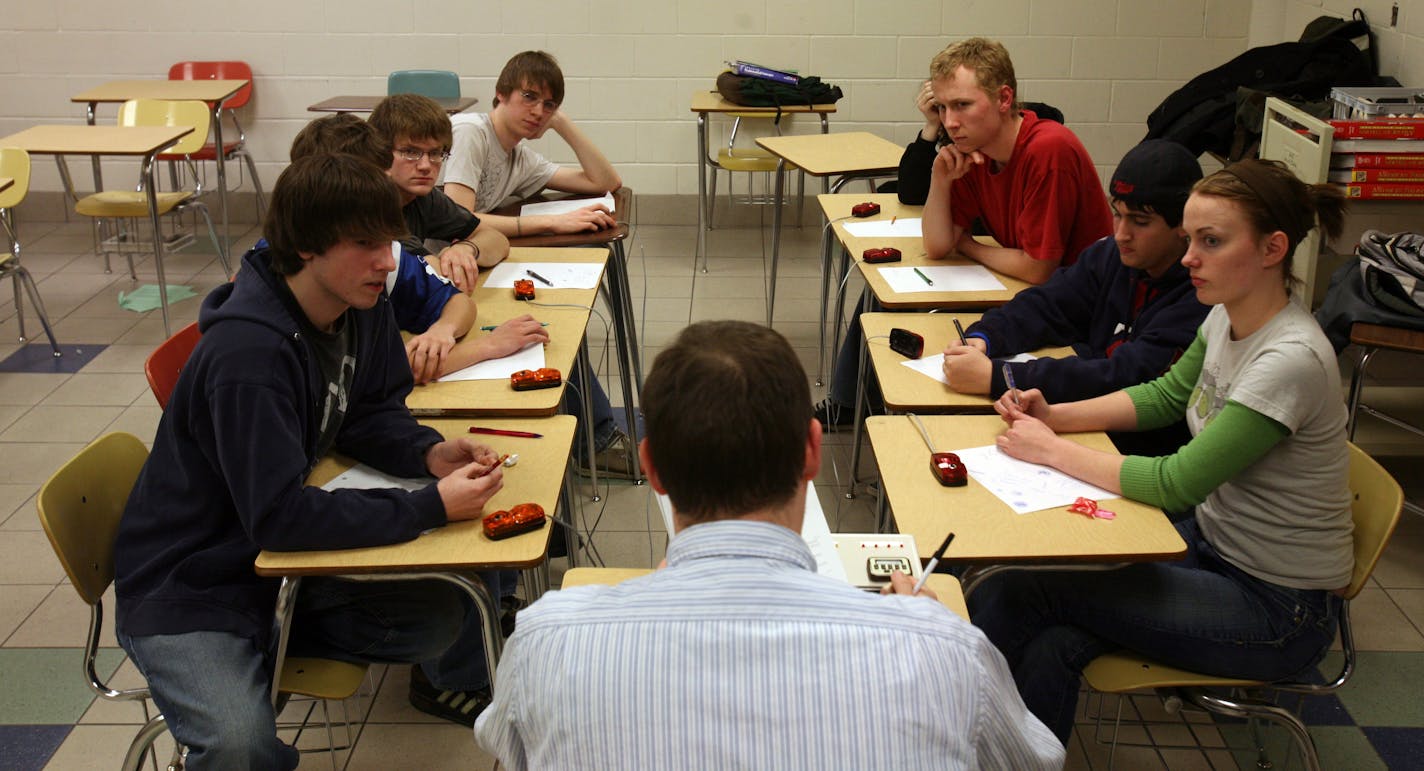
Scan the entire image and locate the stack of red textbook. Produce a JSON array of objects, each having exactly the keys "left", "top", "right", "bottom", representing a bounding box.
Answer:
[{"left": 1328, "top": 88, "right": 1424, "bottom": 199}]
